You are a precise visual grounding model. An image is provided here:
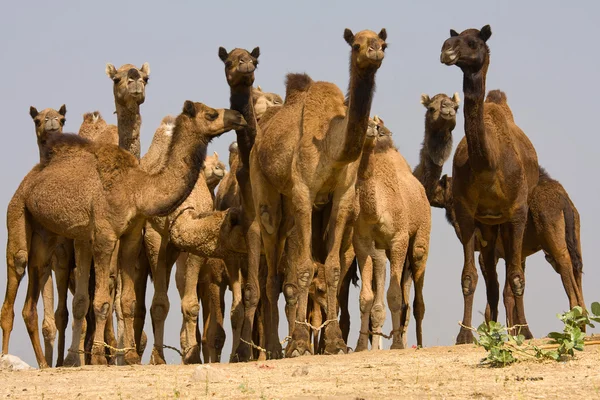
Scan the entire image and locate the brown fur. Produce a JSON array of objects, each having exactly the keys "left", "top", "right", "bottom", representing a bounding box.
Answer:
[
  {"left": 29, "top": 105, "right": 67, "bottom": 161},
  {"left": 249, "top": 28, "right": 387, "bottom": 359},
  {"left": 441, "top": 26, "right": 539, "bottom": 343},
  {"left": 78, "top": 111, "right": 119, "bottom": 146},
  {"left": 412, "top": 93, "right": 459, "bottom": 205},
  {"left": 252, "top": 86, "right": 283, "bottom": 121},
  {"left": 354, "top": 118, "right": 431, "bottom": 351}
]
